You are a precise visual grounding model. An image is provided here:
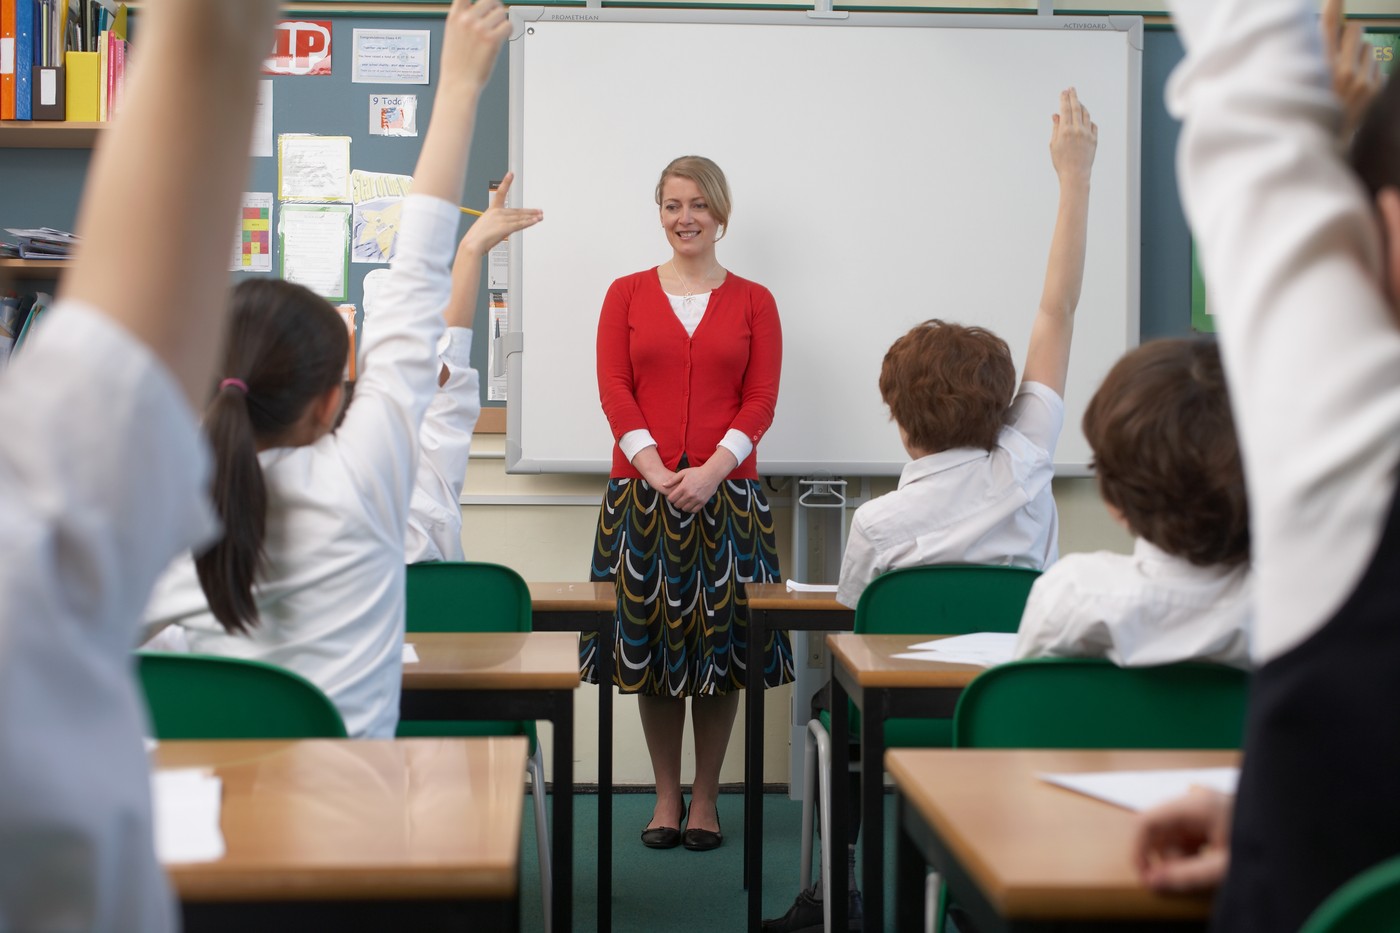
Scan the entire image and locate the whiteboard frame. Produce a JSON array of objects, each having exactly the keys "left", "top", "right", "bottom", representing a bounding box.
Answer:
[{"left": 505, "top": 8, "right": 1142, "bottom": 477}]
